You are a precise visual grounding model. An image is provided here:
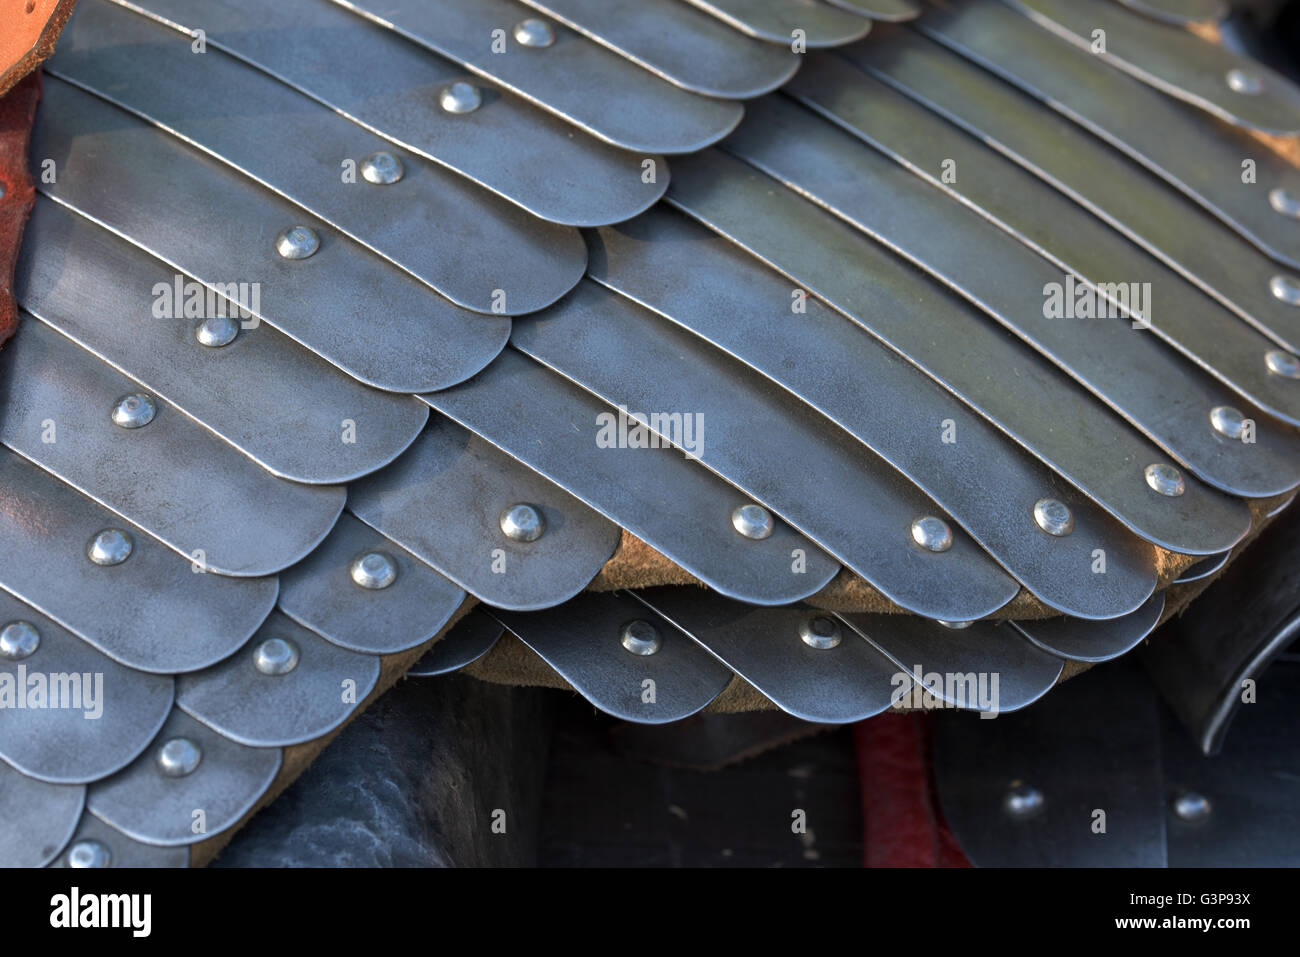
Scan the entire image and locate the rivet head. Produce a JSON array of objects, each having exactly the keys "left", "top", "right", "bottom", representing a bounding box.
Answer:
[
  {"left": 439, "top": 80, "right": 482, "bottom": 114},
  {"left": 499, "top": 503, "right": 545, "bottom": 543},
  {"left": 1269, "top": 274, "right": 1300, "bottom": 306},
  {"left": 275, "top": 225, "right": 320, "bottom": 260},
  {"left": 66, "top": 840, "right": 112, "bottom": 868},
  {"left": 1172, "top": 791, "right": 1211, "bottom": 823},
  {"left": 1265, "top": 348, "right": 1300, "bottom": 377},
  {"left": 110, "top": 392, "right": 156, "bottom": 429},
  {"left": 87, "top": 528, "right": 133, "bottom": 566},
  {"left": 1004, "top": 785, "right": 1044, "bottom": 819},
  {"left": 0, "top": 621, "right": 40, "bottom": 660},
  {"left": 620, "top": 619, "right": 662, "bottom": 656},
  {"left": 1226, "top": 67, "right": 1263, "bottom": 94},
  {"left": 513, "top": 18, "right": 555, "bottom": 47},
  {"left": 1145, "top": 463, "right": 1186, "bottom": 497},
  {"left": 731, "top": 503, "right": 775, "bottom": 540},
  {"left": 1209, "top": 405, "right": 1247, "bottom": 440},
  {"left": 156, "top": 737, "right": 202, "bottom": 778},
  {"left": 910, "top": 515, "right": 953, "bottom": 552},
  {"left": 360, "top": 150, "right": 404, "bottom": 185},
  {"left": 254, "top": 637, "right": 300, "bottom": 676},
  {"left": 1269, "top": 187, "right": 1300, "bottom": 219},
  {"left": 799, "top": 615, "right": 842, "bottom": 649},
  {"left": 350, "top": 550, "right": 397, "bottom": 589},
  {"left": 937, "top": 619, "right": 972, "bottom": 630},
  {"left": 195, "top": 314, "right": 239, "bottom": 348},
  {"left": 1032, "top": 498, "right": 1074, "bottom": 537}
]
